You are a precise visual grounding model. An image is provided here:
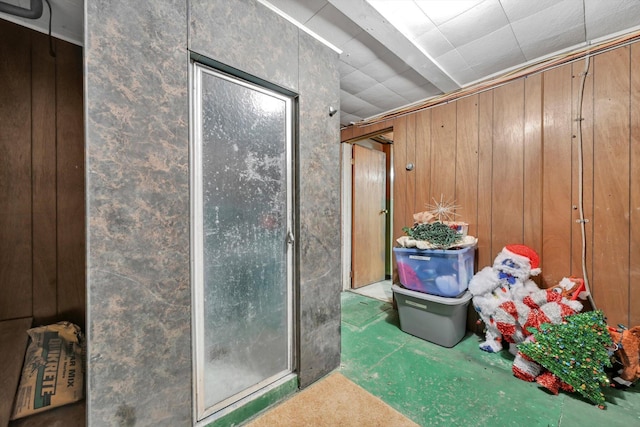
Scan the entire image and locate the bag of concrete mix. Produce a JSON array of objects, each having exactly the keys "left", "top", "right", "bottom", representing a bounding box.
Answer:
[{"left": 11, "top": 321, "right": 85, "bottom": 420}]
